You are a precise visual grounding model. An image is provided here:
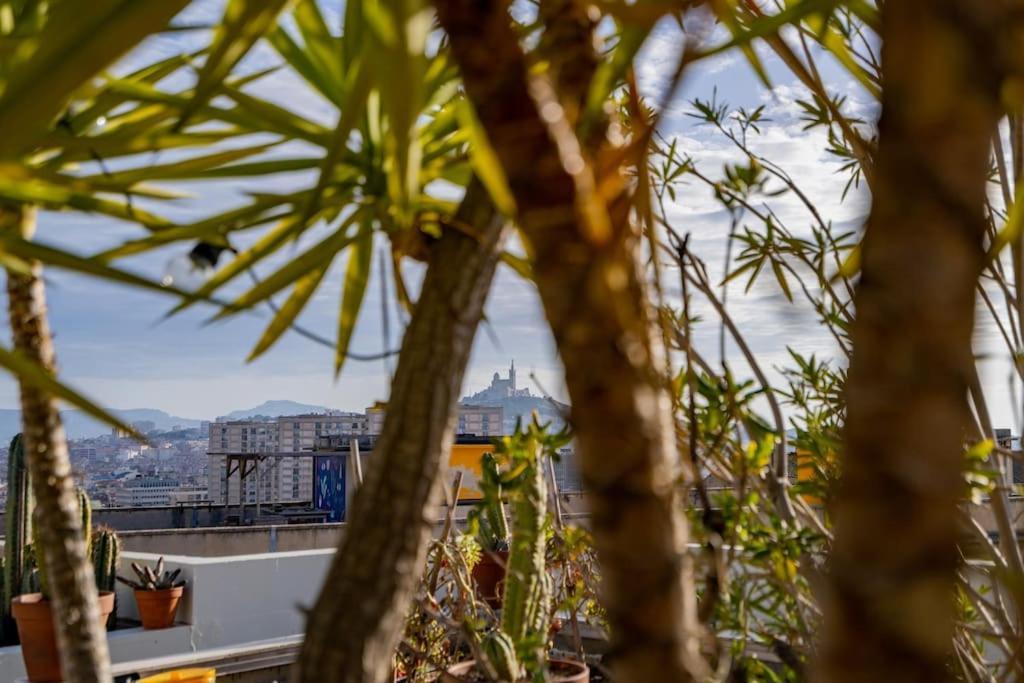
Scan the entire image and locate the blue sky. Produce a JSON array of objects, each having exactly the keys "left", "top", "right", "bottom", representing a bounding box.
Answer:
[{"left": 2, "top": 3, "right": 1019, "bottom": 430}]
